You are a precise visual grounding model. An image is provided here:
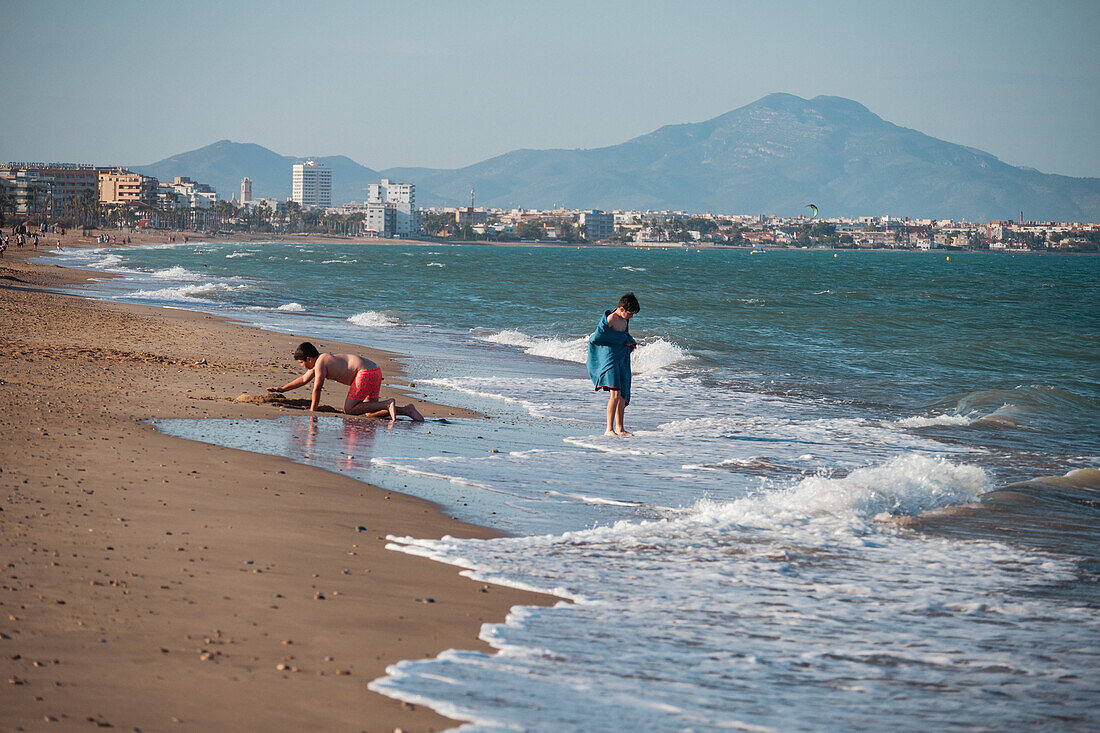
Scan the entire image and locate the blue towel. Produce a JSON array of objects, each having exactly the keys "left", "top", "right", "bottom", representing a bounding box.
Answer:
[{"left": 587, "top": 310, "right": 637, "bottom": 404}]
